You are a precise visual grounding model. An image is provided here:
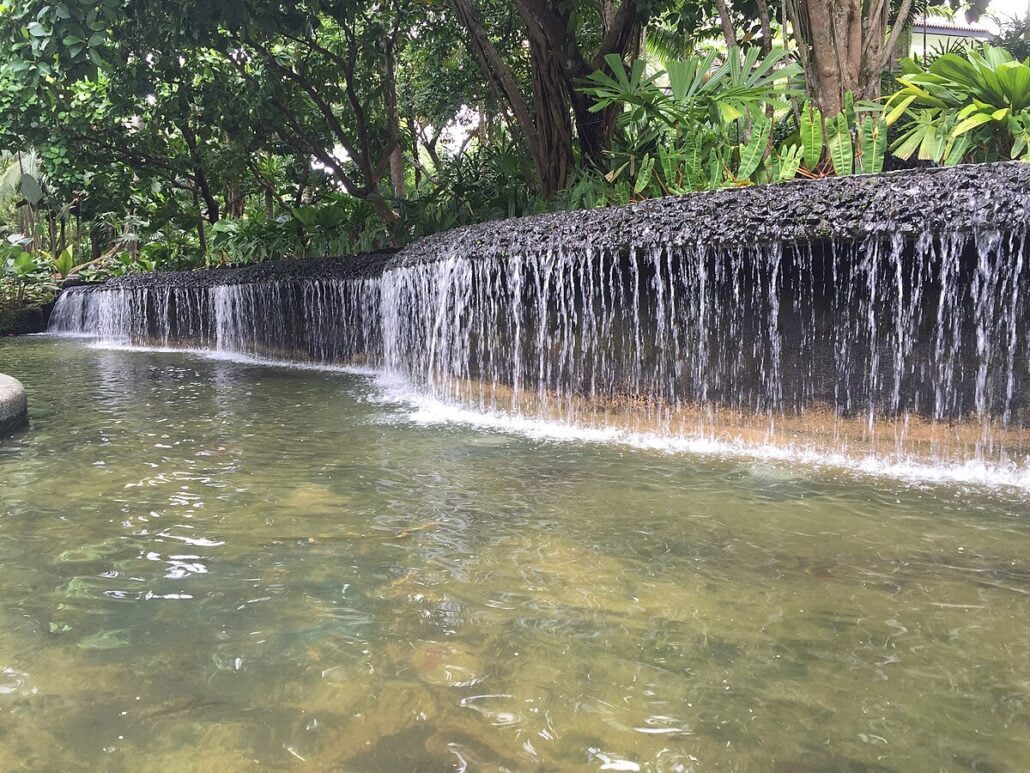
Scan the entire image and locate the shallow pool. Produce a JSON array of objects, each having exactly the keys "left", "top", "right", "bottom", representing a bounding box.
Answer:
[{"left": 1, "top": 337, "right": 1028, "bottom": 770}]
